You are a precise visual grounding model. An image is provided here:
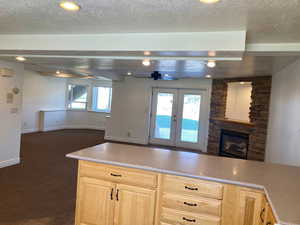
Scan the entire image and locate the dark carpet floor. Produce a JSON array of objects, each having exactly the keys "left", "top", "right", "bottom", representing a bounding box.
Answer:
[{"left": 0, "top": 129, "right": 106, "bottom": 225}]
